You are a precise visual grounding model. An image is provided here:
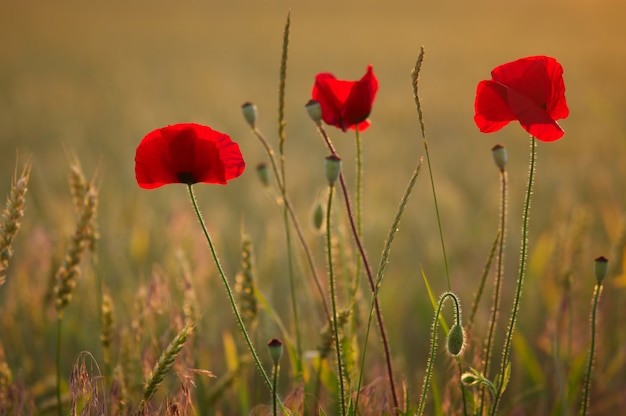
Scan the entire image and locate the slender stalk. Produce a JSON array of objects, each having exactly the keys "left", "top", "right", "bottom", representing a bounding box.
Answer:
[
  {"left": 490, "top": 136, "right": 536, "bottom": 415},
  {"left": 411, "top": 46, "right": 451, "bottom": 291},
  {"left": 272, "top": 362, "right": 279, "bottom": 416},
  {"left": 467, "top": 231, "right": 500, "bottom": 333},
  {"left": 580, "top": 283, "right": 603, "bottom": 416},
  {"left": 416, "top": 292, "right": 462, "bottom": 416},
  {"left": 316, "top": 124, "right": 399, "bottom": 410},
  {"left": 354, "top": 158, "right": 423, "bottom": 412},
  {"left": 326, "top": 183, "right": 346, "bottom": 415},
  {"left": 56, "top": 317, "right": 63, "bottom": 416},
  {"left": 250, "top": 126, "right": 330, "bottom": 321},
  {"left": 480, "top": 166, "right": 508, "bottom": 413},
  {"left": 186, "top": 185, "right": 278, "bottom": 400}
]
